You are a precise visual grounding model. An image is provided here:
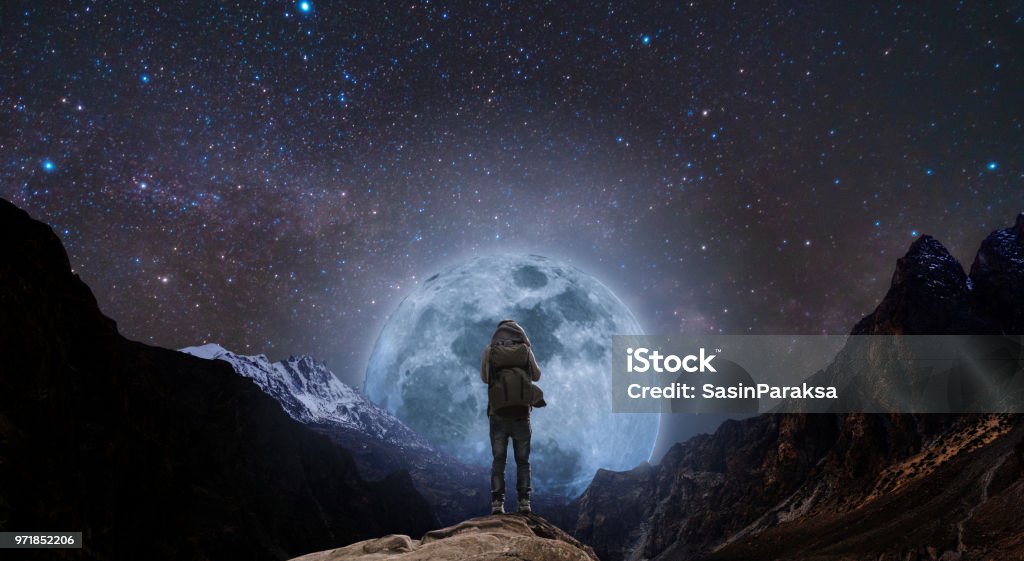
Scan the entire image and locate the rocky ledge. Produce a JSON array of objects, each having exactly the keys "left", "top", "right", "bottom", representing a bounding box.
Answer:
[{"left": 290, "top": 514, "right": 600, "bottom": 561}]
